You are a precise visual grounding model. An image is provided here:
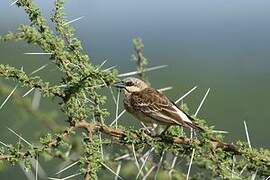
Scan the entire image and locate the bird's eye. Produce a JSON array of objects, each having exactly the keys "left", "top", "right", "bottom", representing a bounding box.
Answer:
[{"left": 125, "top": 81, "right": 134, "bottom": 86}]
